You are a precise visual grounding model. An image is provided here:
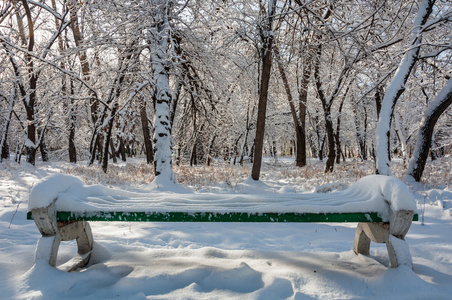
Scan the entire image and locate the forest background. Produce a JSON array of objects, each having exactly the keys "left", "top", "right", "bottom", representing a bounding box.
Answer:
[{"left": 0, "top": 0, "right": 451, "bottom": 182}]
